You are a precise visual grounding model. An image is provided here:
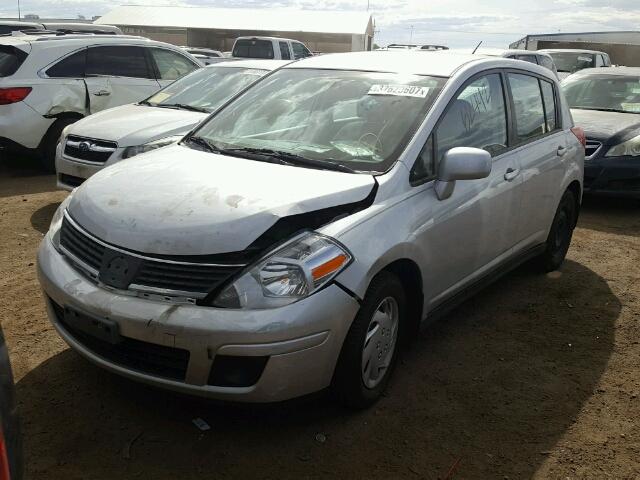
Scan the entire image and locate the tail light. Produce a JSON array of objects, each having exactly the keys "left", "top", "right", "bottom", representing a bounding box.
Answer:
[
  {"left": 0, "top": 87, "right": 32, "bottom": 106},
  {"left": 571, "top": 126, "right": 586, "bottom": 148},
  {"left": 0, "top": 430, "right": 10, "bottom": 480}
]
